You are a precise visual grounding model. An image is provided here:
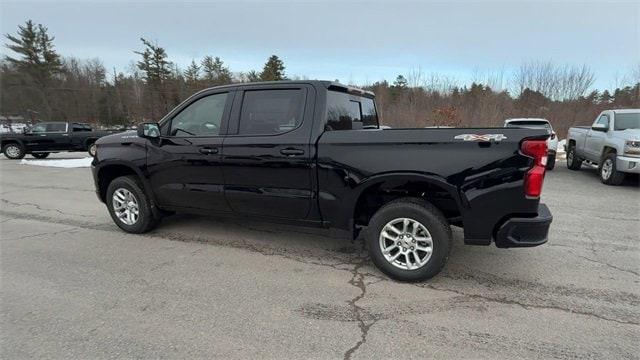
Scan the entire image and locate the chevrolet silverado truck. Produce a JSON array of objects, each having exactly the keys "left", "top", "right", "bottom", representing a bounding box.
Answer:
[
  {"left": 504, "top": 118, "right": 558, "bottom": 170},
  {"left": 1, "top": 121, "right": 119, "bottom": 159},
  {"left": 92, "top": 81, "right": 553, "bottom": 281},
  {"left": 566, "top": 109, "right": 640, "bottom": 185}
]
